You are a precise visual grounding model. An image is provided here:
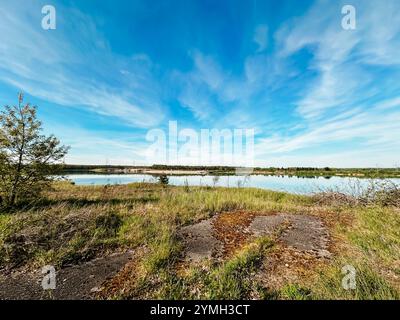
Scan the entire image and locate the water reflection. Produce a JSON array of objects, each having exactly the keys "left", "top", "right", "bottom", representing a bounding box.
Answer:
[{"left": 65, "top": 174, "right": 400, "bottom": 195}]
